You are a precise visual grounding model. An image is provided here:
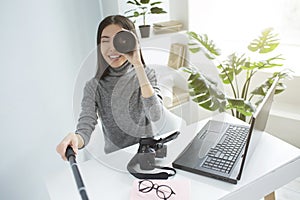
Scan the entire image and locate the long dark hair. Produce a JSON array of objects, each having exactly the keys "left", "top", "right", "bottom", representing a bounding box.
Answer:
[{"left": 95, "top": 15, "right": 145, "bottom": 80}]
